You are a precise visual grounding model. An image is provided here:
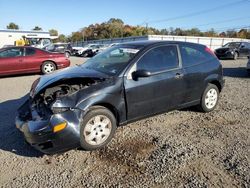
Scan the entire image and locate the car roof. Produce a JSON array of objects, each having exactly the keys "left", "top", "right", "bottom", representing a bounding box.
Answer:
[
  {"left": 1, "top": 46, "right": 39, "bottom": 50},
  {"left": 227, "top": 42, "right": 242, "bottom": 44},
  {"left": 119, "top": 40, "right": 205, "bottom": 48}
]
